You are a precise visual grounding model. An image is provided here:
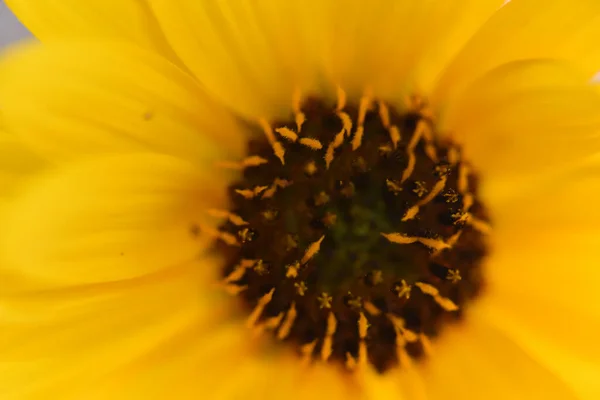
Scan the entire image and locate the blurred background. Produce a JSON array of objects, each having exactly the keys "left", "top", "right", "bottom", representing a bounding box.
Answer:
[{"left": 0, "top": 1, "right": 32, "bottom": 50}]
